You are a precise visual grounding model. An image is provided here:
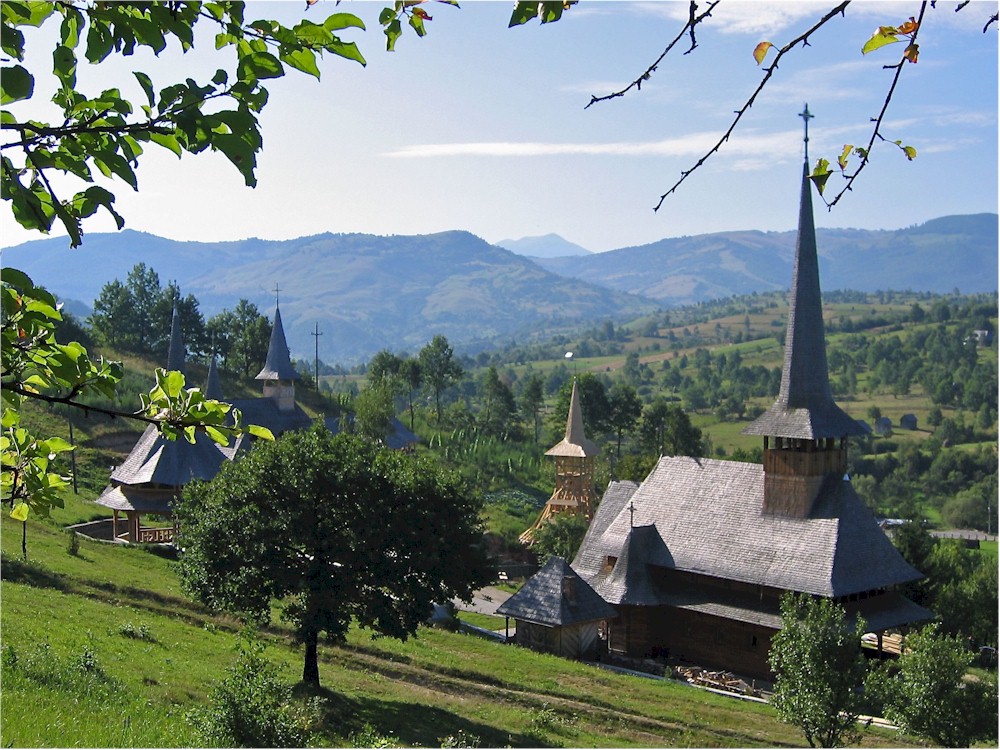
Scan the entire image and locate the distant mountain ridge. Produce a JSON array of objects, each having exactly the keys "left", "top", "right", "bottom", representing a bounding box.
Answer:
[
  {"left": 4, "top": 230, "right": 653, "bottom": 363},
  {"left": 533, "top": 213, "right": 998, "bottom": 305},
  {"left": 4, "top": 214, "right": 995, "bottom": 363},
  {"left": 496, "top": 234, "right": 593, "bottom": 258}
]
